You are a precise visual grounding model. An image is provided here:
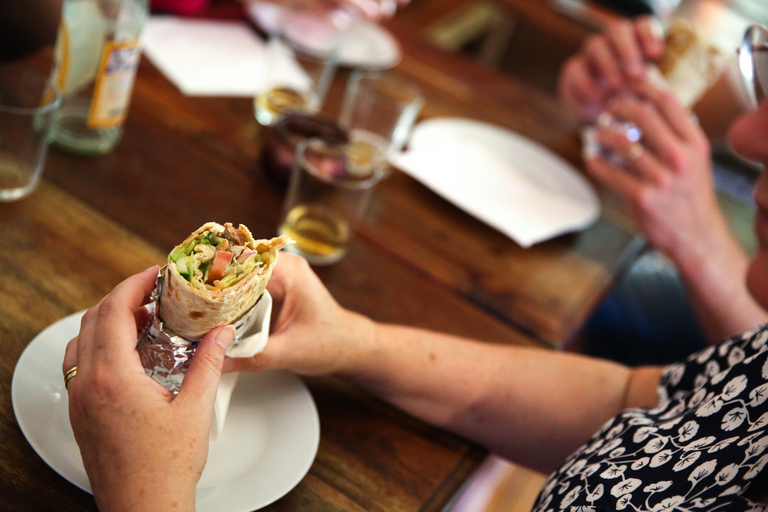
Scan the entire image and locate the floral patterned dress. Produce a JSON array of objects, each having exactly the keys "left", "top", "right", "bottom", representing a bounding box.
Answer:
[{"left": 533, "top": 325, "right": 768, "bottom": 512}]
